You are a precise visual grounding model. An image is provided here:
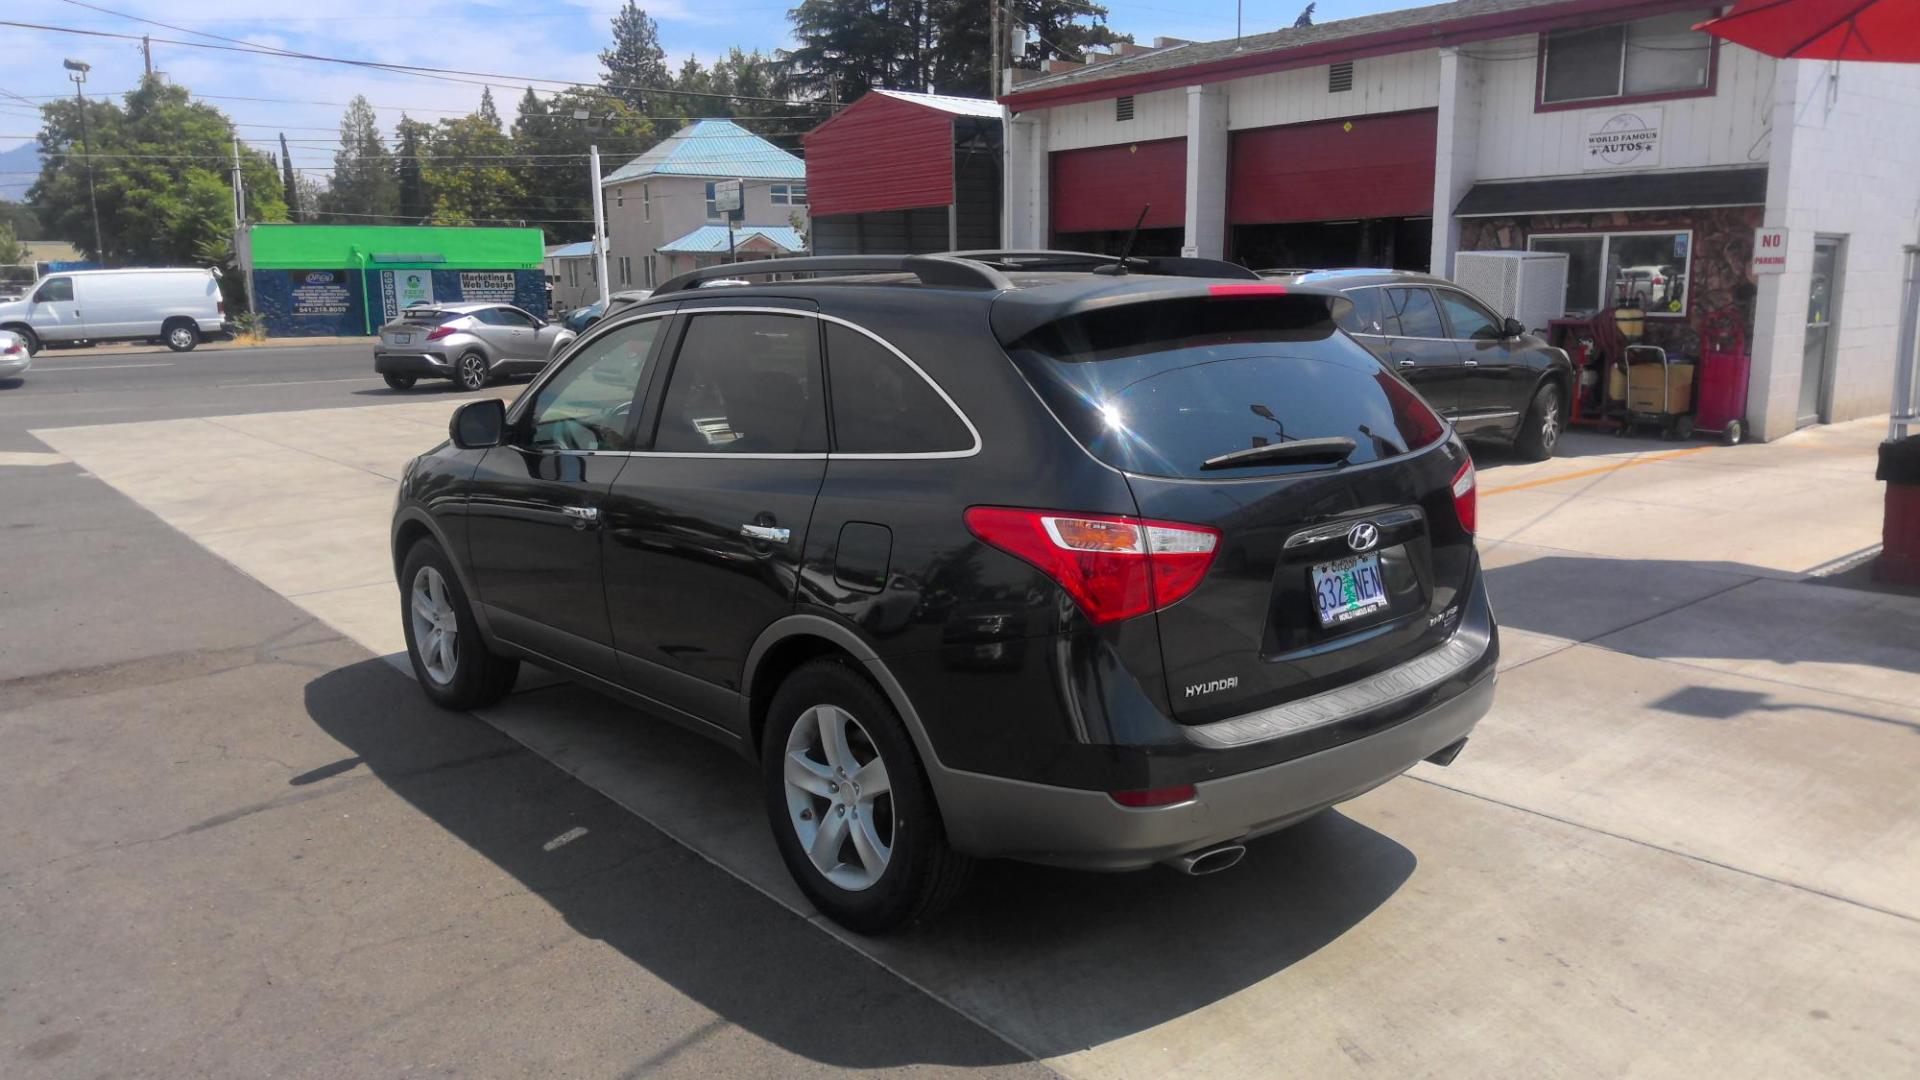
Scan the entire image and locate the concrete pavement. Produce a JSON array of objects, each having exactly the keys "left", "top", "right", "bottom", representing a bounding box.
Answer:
[{"left": 22, "top": 403, "right": 1920, "bottom": 1076}]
